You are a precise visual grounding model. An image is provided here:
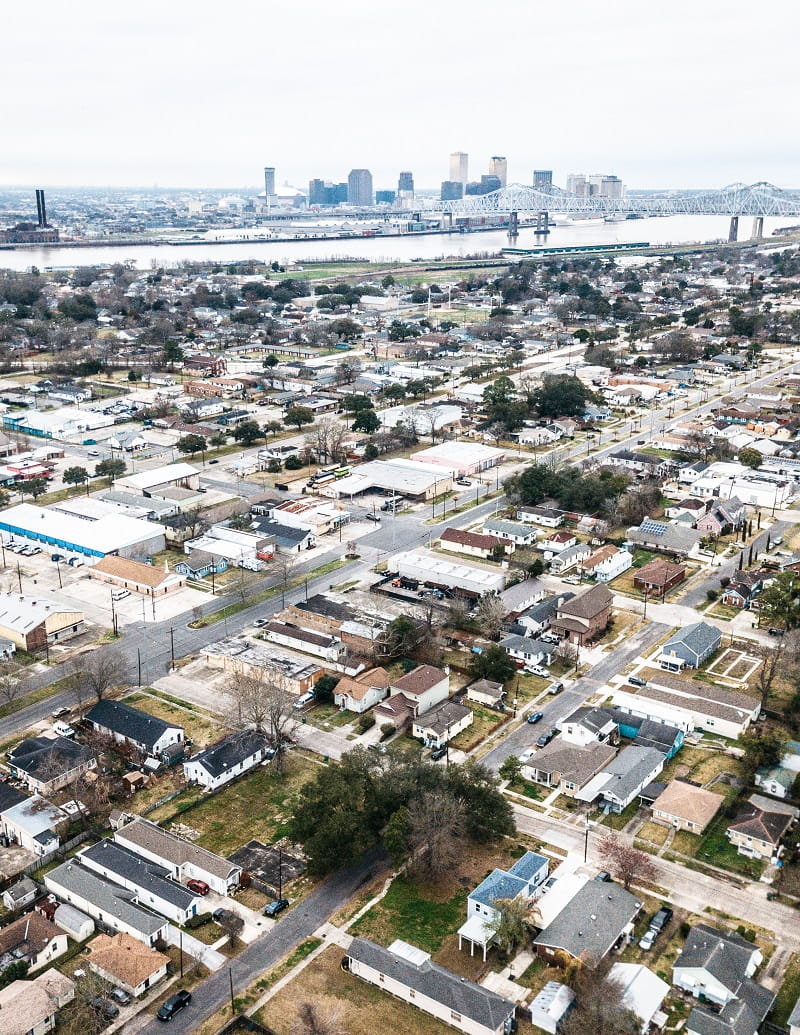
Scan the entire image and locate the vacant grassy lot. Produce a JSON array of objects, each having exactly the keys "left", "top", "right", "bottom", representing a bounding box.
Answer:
[
  {"left": 771, "top": 953, "right": 800, "bottom": 1026},
  {"left": 124, "top": 690, "right": 225, "bottom": 749},
  {"left": 161, "top": 754, "right": 320, "bottom": 856},
  {"left": 449, "top": 704, "right": 503, "bottom": 752},
  {"left": 255, "top": 945, "right": 455, "bottom": 1035}
]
